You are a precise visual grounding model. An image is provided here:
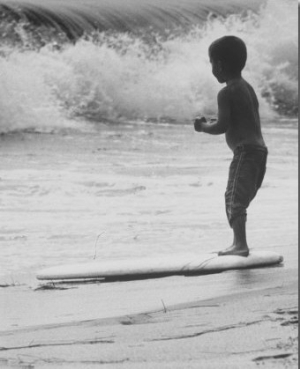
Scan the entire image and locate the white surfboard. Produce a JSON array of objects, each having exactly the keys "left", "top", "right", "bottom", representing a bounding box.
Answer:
[{"left": 36, "top": 251, "right": 283, "bottom": 281}]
